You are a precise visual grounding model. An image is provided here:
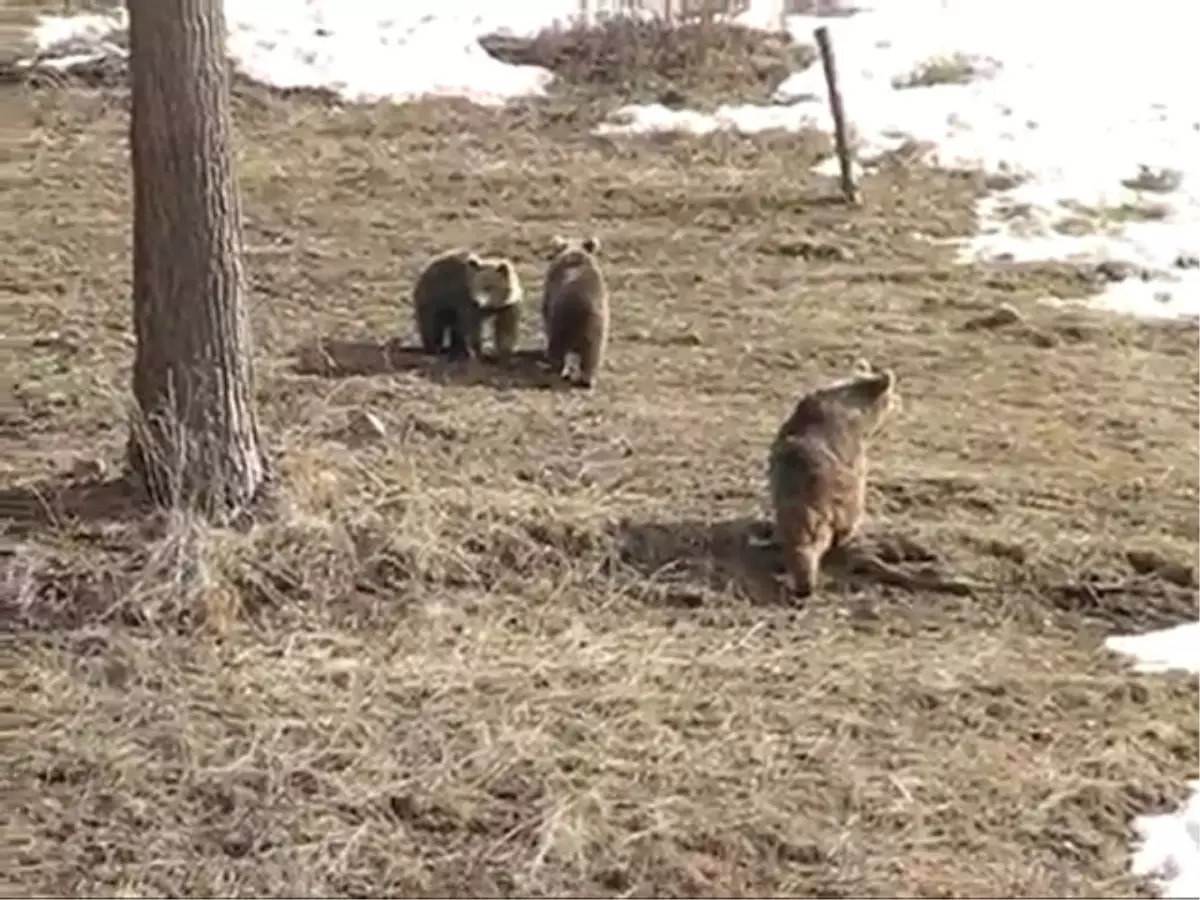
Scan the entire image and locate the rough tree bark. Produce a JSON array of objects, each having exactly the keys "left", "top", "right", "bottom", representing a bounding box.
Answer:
[{"left": 126, "top": 0, "right": 267, "bottom": 518}]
